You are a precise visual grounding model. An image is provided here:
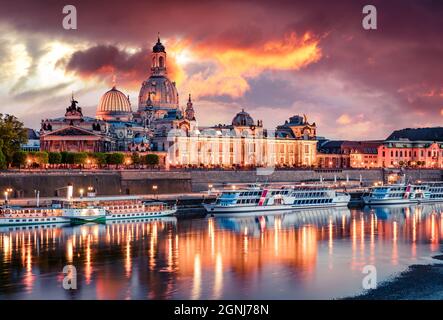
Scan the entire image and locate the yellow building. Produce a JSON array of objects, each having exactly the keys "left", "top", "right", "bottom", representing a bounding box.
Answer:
[{"left": 165, "top": 110, "right": 317, "bottom": 168}]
